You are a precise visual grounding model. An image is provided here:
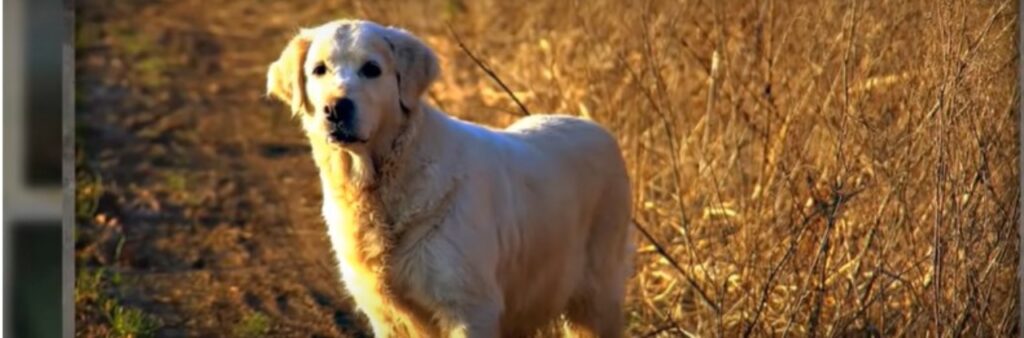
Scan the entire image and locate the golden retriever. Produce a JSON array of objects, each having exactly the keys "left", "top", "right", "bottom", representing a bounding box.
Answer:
[{"left": 266, "top": 19, "right": 633, "bottom": 338}]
